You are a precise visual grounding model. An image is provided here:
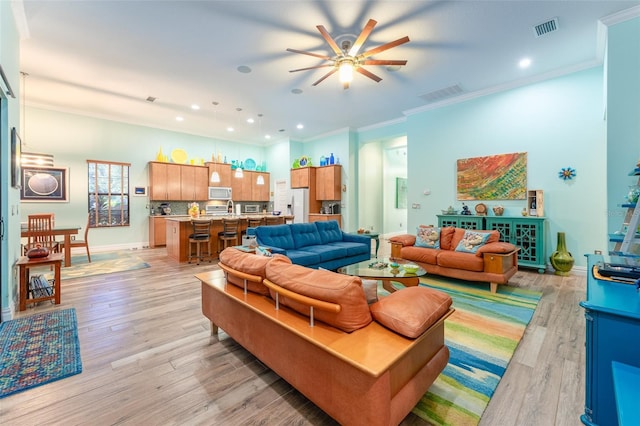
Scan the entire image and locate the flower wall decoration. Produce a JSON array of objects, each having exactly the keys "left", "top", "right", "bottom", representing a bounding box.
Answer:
[{"left": 559, "top": 167, "right": 576, "bottom": 180}]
